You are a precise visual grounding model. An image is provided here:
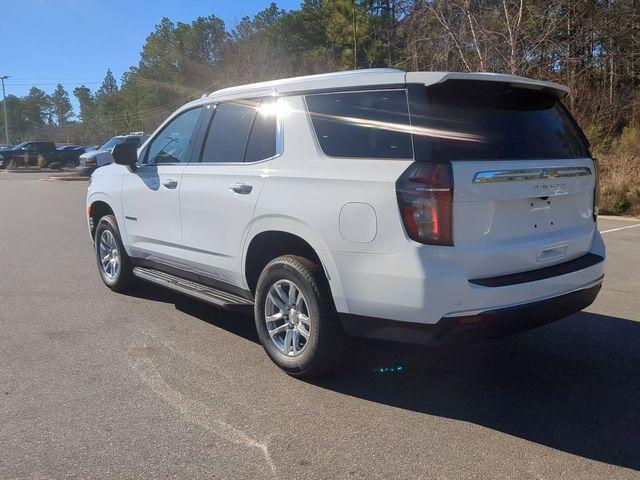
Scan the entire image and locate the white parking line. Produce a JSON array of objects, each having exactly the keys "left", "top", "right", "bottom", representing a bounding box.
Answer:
[{"left": 600, "top": 223, "right": 640, "bottom": 234}]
